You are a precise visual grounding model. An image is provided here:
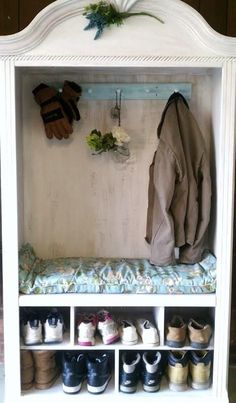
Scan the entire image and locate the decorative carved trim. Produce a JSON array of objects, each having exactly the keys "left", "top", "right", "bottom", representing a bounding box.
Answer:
[
  {"left": 1, "top": 54, "right": 235, "bottom": 64},
  {"left": 0, "top": 0, "right": 236, "bottom": 57}
]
